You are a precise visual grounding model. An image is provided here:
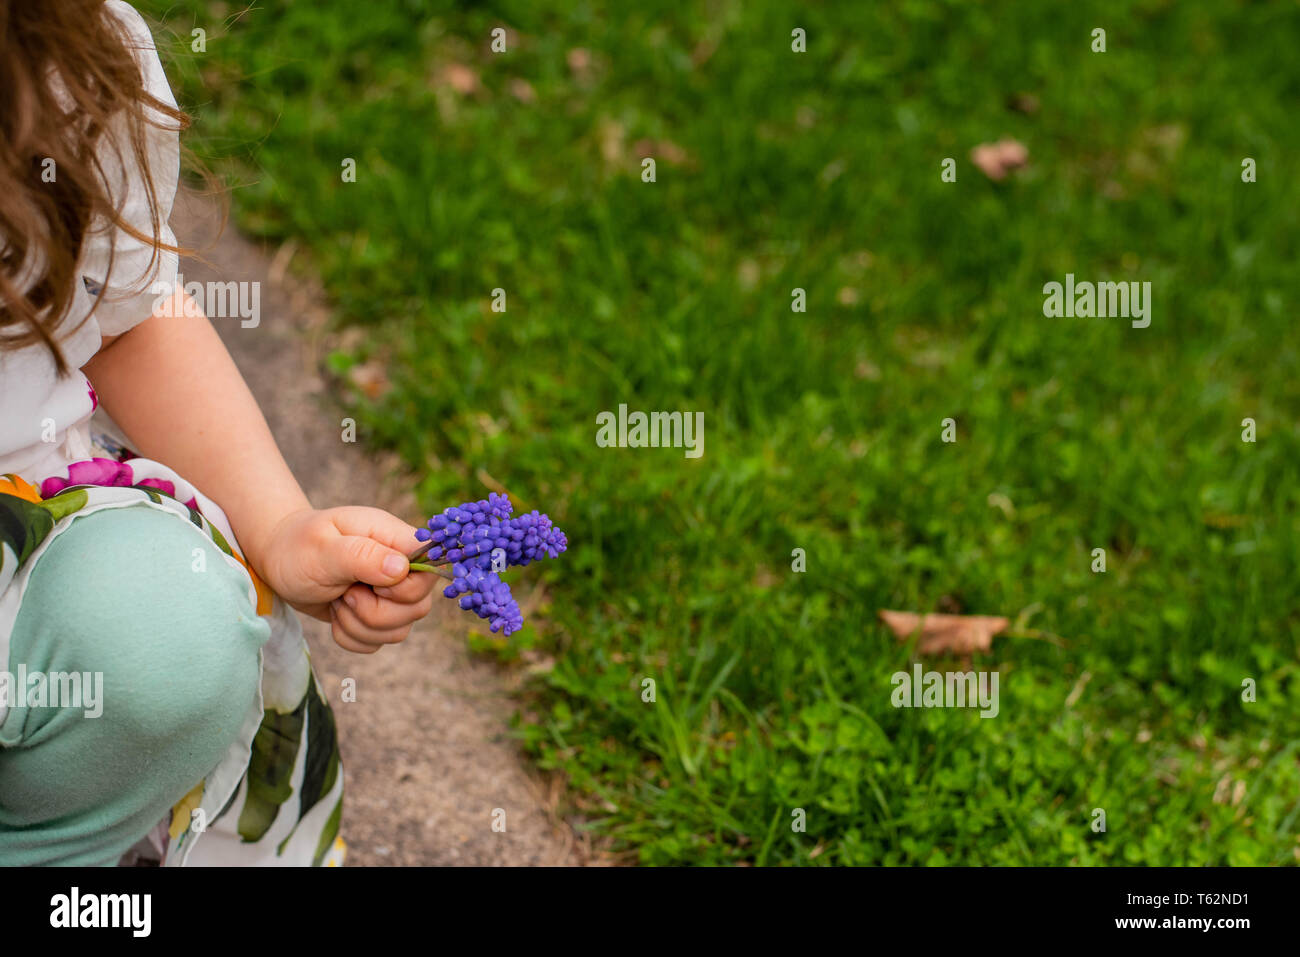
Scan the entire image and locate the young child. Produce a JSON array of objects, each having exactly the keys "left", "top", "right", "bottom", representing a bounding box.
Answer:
[{"left": 0, "top": 0, "right": 435, "bottom": 865}]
